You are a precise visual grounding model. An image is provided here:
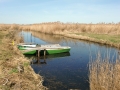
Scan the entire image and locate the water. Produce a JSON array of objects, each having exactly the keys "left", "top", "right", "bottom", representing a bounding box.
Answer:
[{"left": 20, "top": 31, "right": 119, "bottom": 90}]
